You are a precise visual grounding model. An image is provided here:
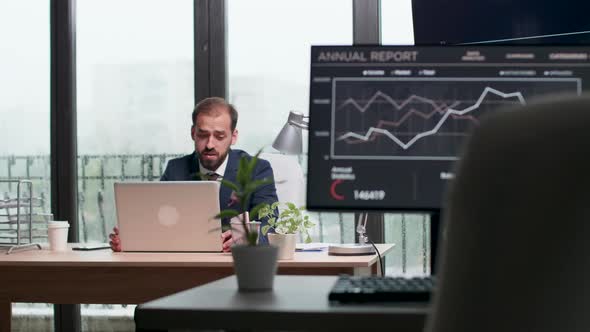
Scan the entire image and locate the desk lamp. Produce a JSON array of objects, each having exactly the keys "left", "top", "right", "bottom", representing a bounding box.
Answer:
[
  {"left": 272, "top": 111, "right": 308, "bottom": 154},
  {"left": 272, "top": 111, "right": 376, "bottom": 256}
]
